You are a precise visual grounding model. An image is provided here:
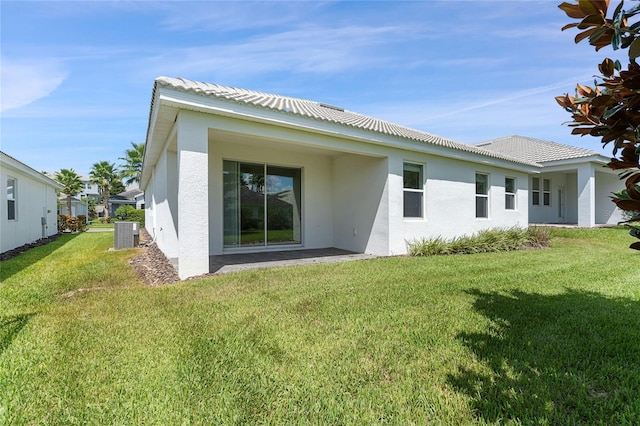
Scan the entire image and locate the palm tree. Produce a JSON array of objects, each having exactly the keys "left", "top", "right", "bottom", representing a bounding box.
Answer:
[
  {"left": 90, "top": 161, "right": 118, "bottom": 220},
  {"left": 119, "top": 142, "right": 145, "bottom": 186},
  {"left": 55, "top": 168, "right": 83, "bottom": 216}
]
